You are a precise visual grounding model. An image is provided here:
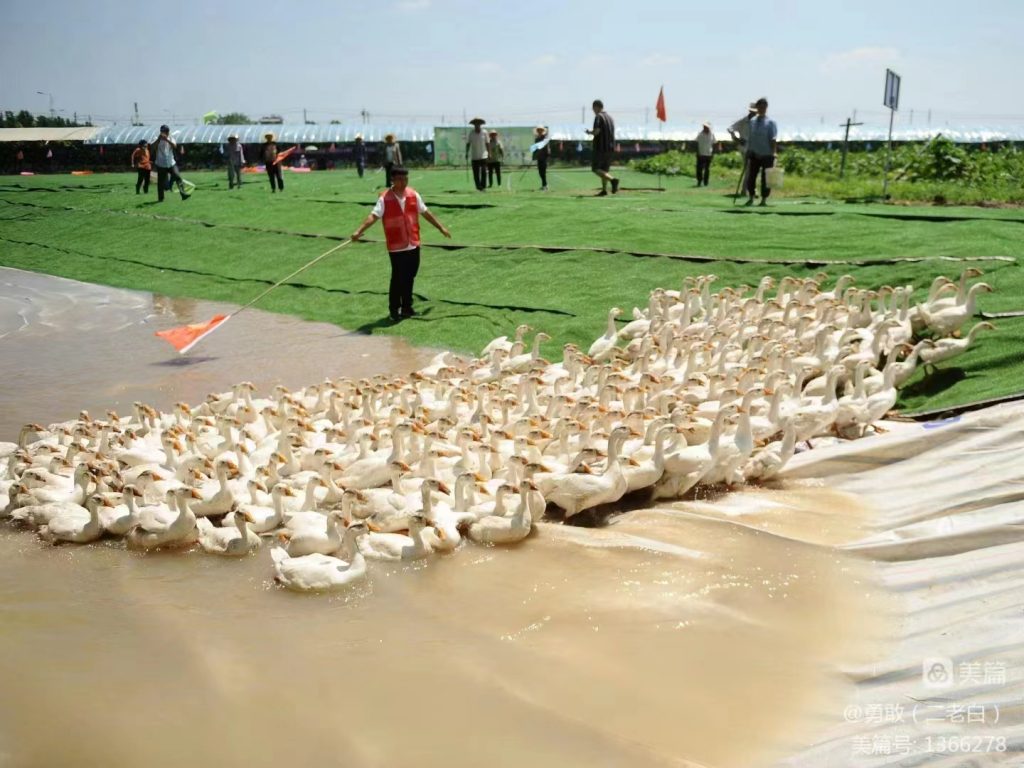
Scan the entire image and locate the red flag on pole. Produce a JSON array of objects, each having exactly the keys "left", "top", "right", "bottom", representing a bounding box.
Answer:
[
  {"left": 155, "top": 315, "right": 229, "bottom": 354},
  {"left": 656, "top": 86, "right": 667, "bottom": 122}
]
